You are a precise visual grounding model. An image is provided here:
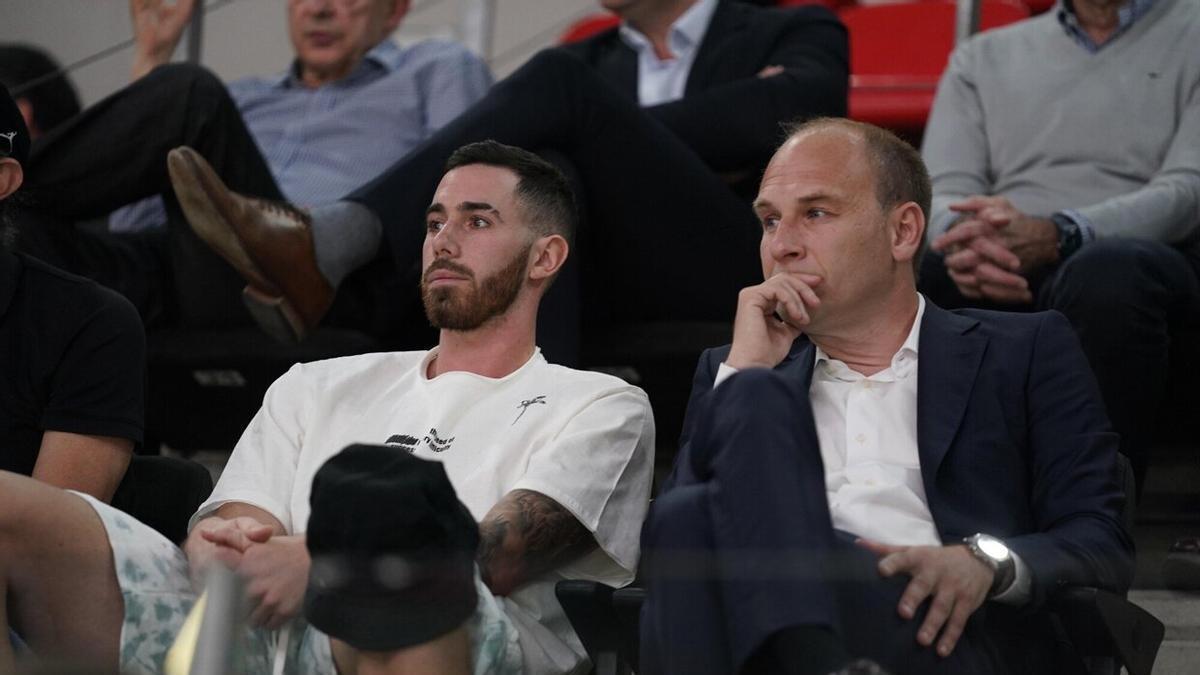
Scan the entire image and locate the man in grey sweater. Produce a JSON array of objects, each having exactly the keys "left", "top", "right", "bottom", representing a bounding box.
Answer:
[{"left": 919, "top": 0, "right": 1200, "bottom": 493}]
